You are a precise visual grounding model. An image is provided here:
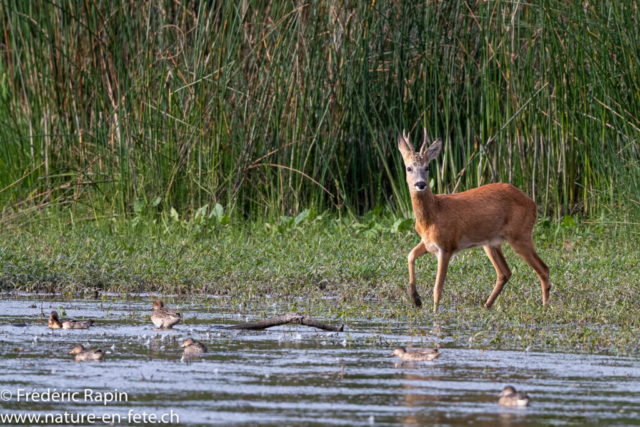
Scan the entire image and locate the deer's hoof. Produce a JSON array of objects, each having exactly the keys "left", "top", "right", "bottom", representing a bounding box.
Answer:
[{"left": 411, "top": 294, "right": 422, "bottom": 309}]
